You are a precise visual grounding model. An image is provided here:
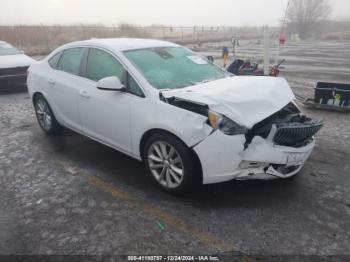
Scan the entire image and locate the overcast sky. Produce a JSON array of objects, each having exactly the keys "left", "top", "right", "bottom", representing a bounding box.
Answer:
[{"left": 1, "top": 0, "right": 349, "bottom": 26}]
